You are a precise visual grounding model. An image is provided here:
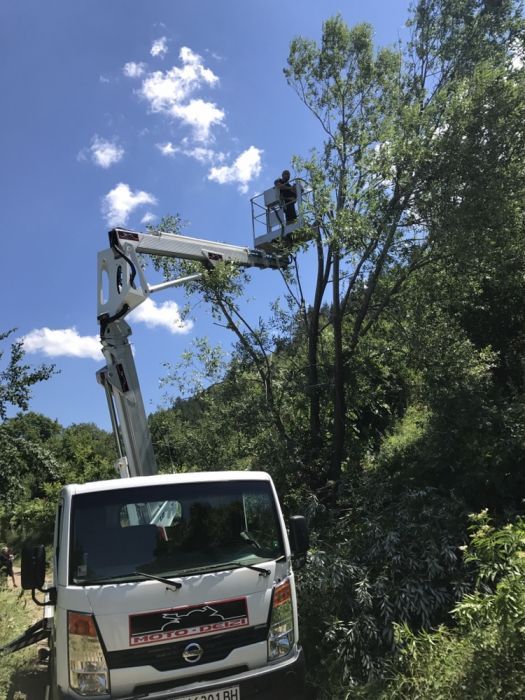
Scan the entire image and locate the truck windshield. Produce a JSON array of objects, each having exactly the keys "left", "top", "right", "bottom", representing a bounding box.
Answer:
[{"left": 69, "top": 480, "right": 284, "bottom": 584}]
